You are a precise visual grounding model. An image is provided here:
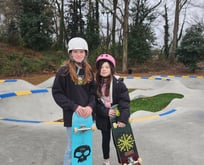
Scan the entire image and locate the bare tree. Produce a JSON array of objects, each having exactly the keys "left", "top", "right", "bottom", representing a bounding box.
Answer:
[
  {"left": 111, "top": 0, "right": 118, "bottom": 56},
  {"left": 98, "top": 0, "right": 130, "bottom": 72},
  {"left": 49, "top": 0, "right": 66, "bottom": 49},
  {"left": 168, "top": 0, "right": 190, "bottom": 64},
  {"left": 122, "top": 0, "right": 130, "bottom": 72}
]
